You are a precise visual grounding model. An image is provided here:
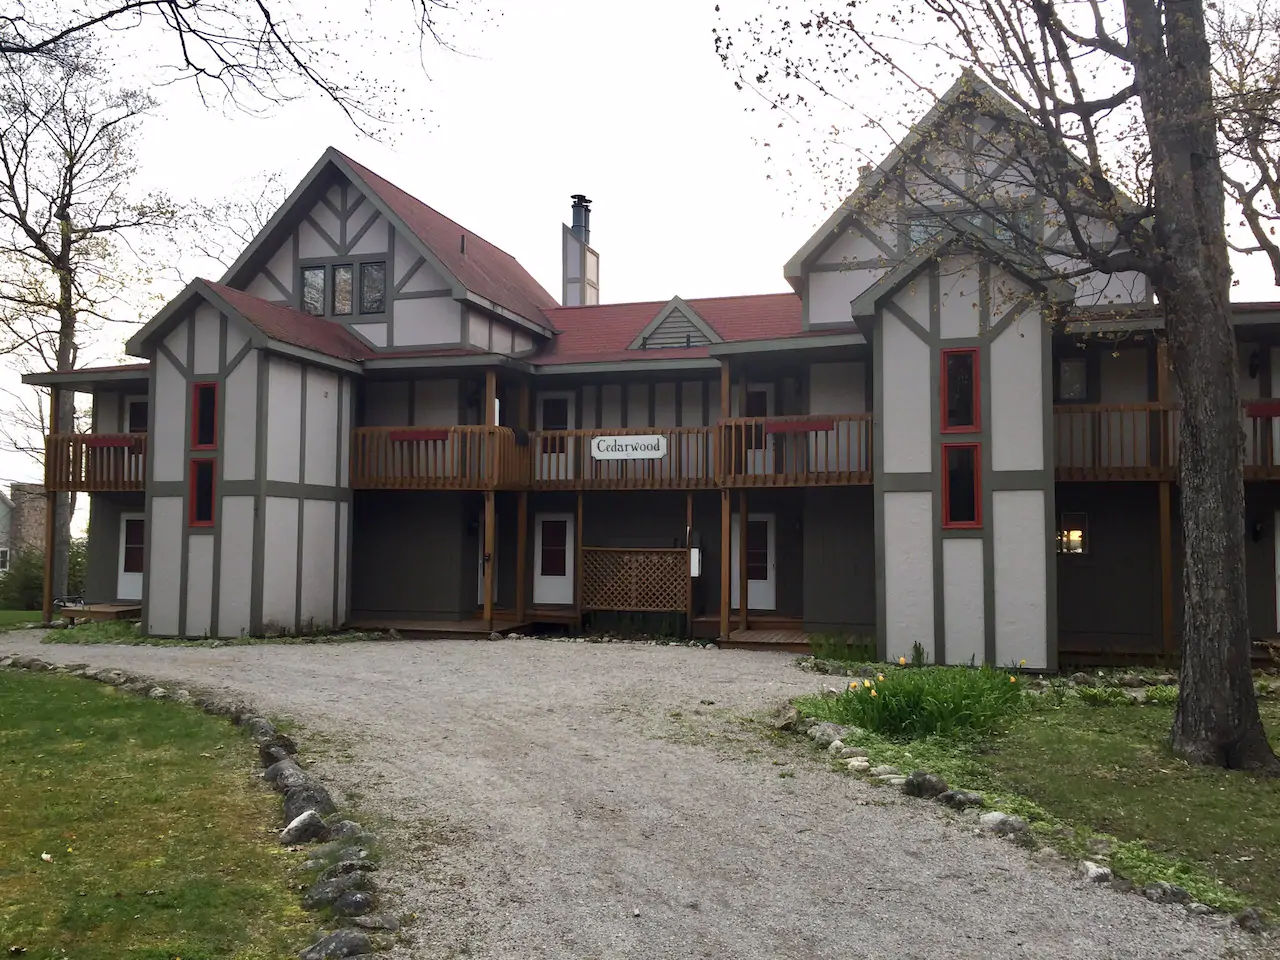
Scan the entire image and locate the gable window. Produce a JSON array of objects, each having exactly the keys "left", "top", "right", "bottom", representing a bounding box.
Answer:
[
  {"left": 332, "top": 264, "right": 354, "bottom": 316},
  {"left": 909, "top": 215, "right": 943, "bottom": 247},
  {"left": 941, "top": 349, "right": 979, "bottom": 432},
  {"left": 1058, "top": 512, "right": 1087, "bottom": 554},
  {"left": 1057, "top": 357, "right": 1088, "bottom": 402},
  {"left": 360, "top": 261, "right": 387, "bottom": 314},
  {"left": 191, "top": 383, "right": 218, "bottom": 449},
  {"left": 189, "top": 459, "right": 215, "bottom": 527},
  {"left": 0, "top": 547, "right": 8, "bottom": 573},
  {"left": 942, "top": 443, "right": 981, "bottom": 528},
  {"left": 125, "top": 397, "right": 148, "bottom": 434},
  {"left": 302, "top": 266, "right": 326, "bottom": 316}
]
